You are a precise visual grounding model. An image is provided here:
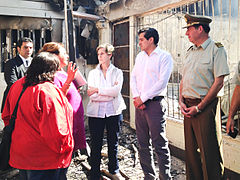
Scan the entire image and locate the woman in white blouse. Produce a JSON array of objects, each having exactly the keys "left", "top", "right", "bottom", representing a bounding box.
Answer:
[{"left": 87, "top": 43, "right": 126, "bottom": 180}]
